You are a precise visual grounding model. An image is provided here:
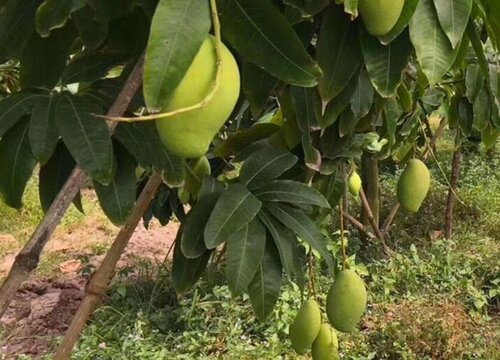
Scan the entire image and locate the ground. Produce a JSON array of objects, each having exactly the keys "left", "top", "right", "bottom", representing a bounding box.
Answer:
[{"left": 0, "top": 131, "right": 499, "bottom": 359}]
